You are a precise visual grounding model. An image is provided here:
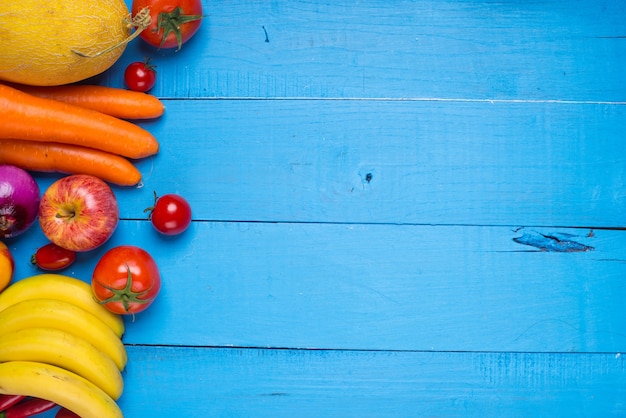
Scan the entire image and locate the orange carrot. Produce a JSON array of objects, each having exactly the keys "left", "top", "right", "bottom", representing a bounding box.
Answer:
[
  {"left": 0, "top": 83, "right": 159, "bottom": 159},
  {"left": 0, "top": 138, "right": 143, "bottom": 186},
  {"left": 6, "top": 83, "right": 165, "bottom": 120}
]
